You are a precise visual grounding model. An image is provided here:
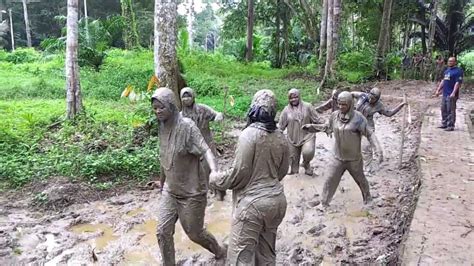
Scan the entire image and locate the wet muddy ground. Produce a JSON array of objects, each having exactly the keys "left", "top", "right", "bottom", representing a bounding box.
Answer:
[{"left": 0, "top": 80, "right": 468, "bottom": 265}]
